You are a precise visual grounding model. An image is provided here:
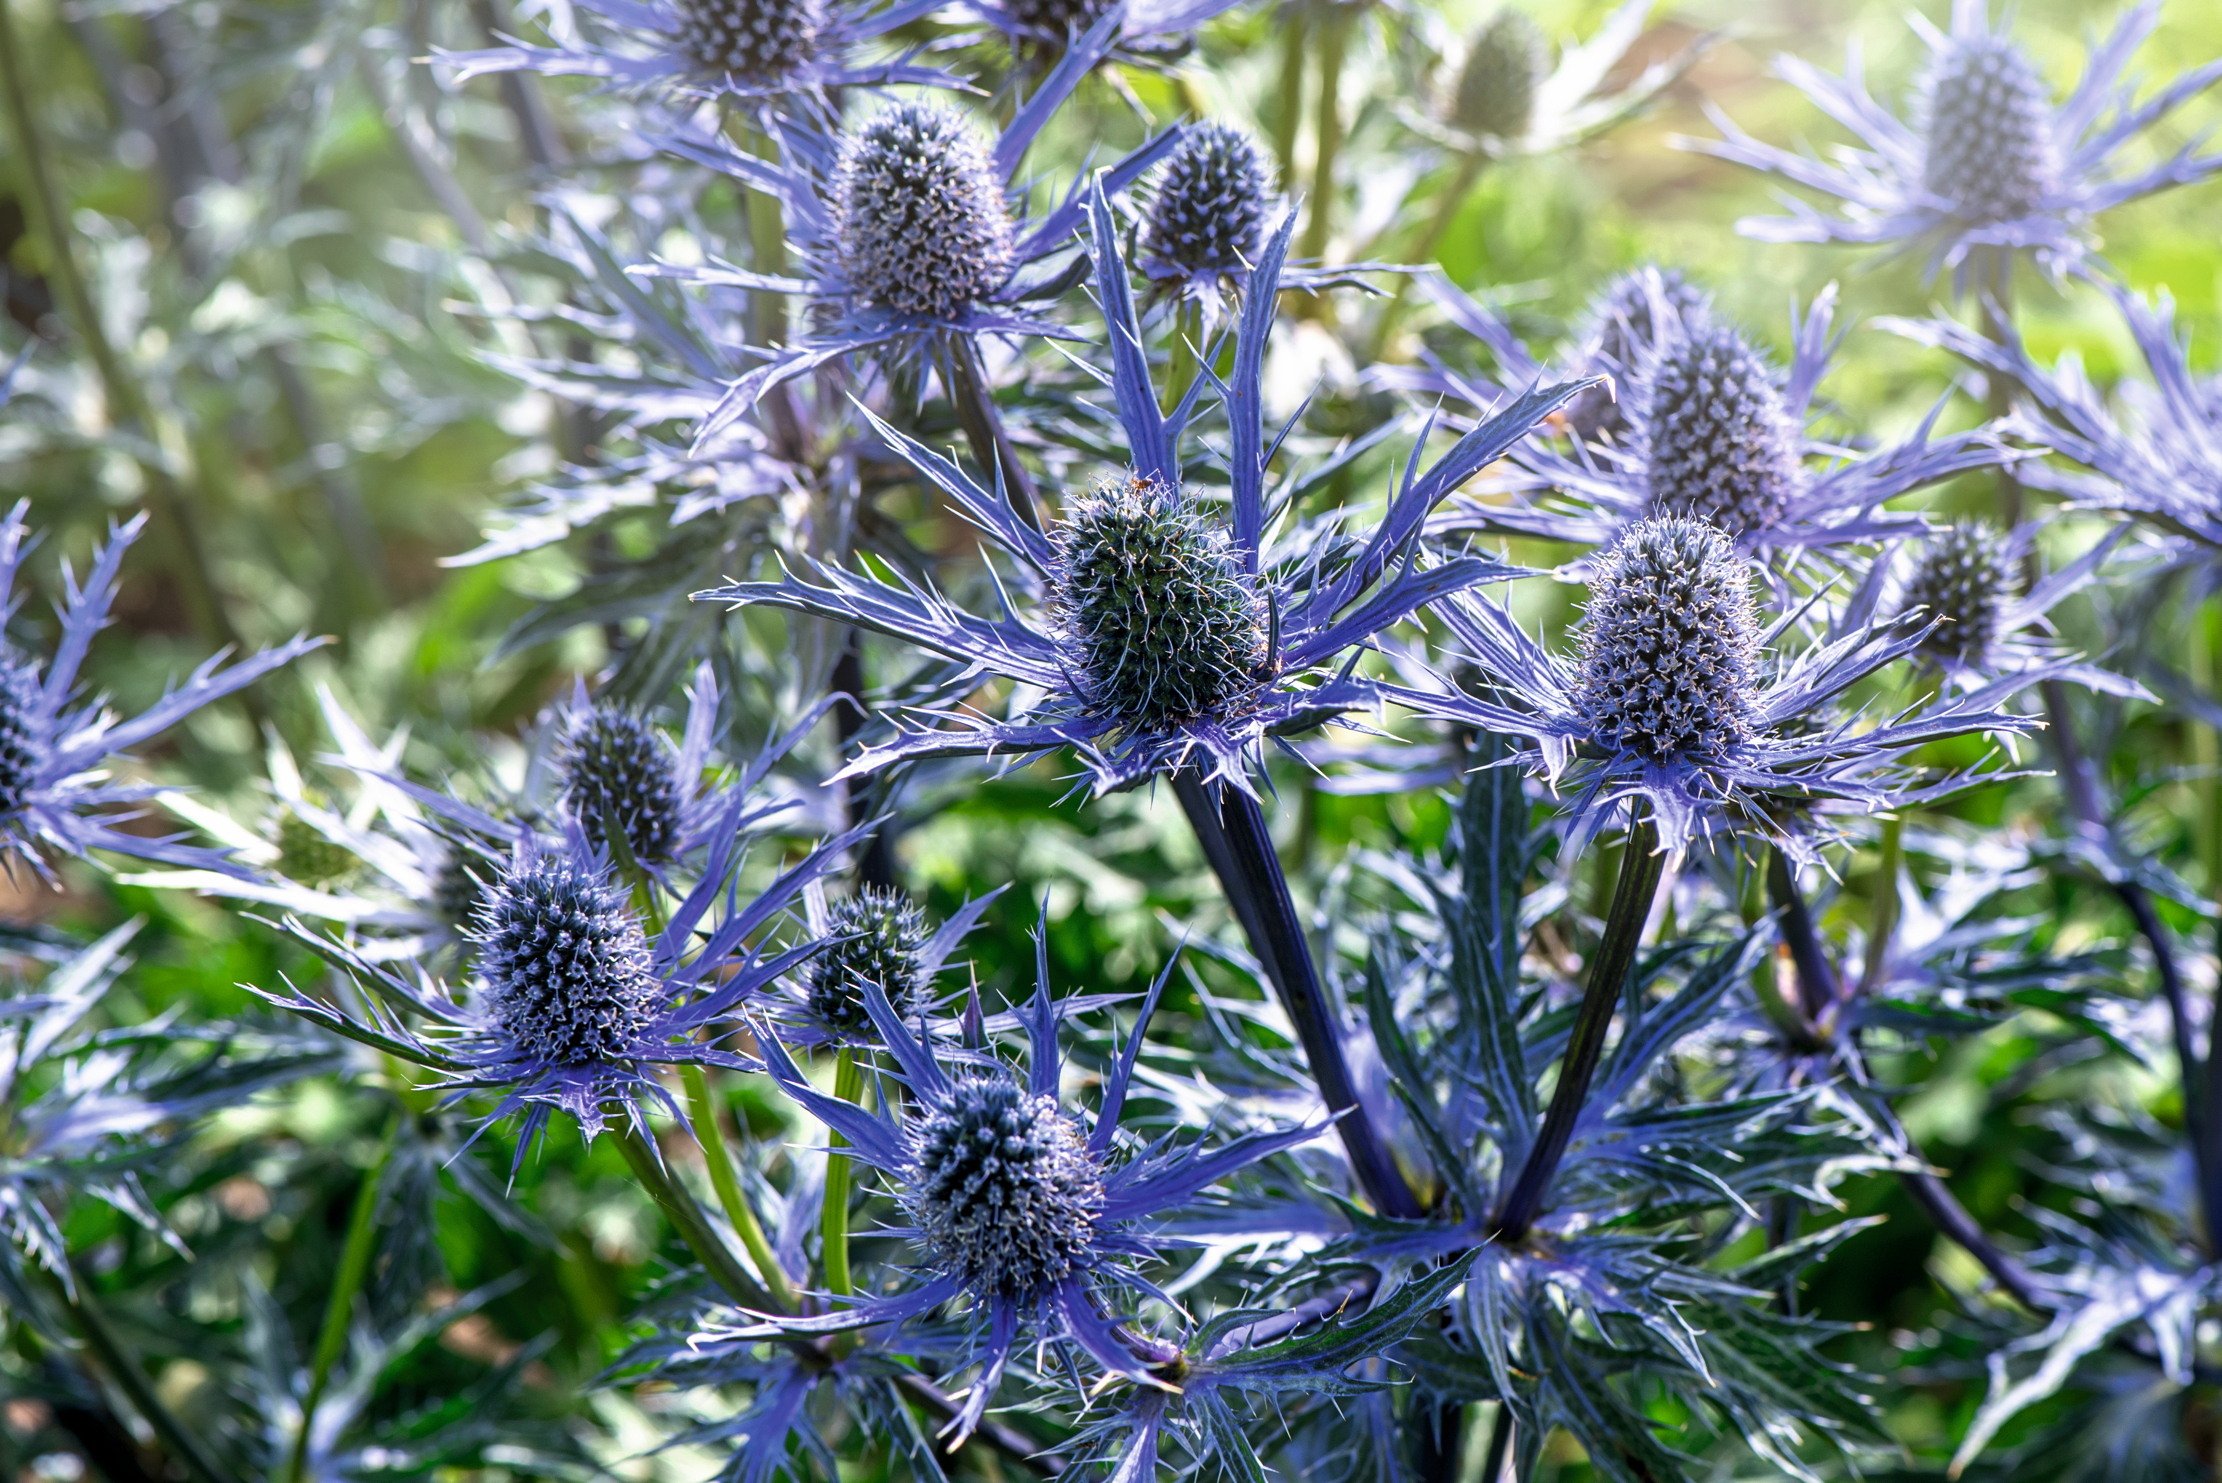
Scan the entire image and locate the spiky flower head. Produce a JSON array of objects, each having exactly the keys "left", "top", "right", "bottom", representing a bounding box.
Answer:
[
  {"left": 477, "top": 854, "right": 662, "bottom": 1065},
  {"left": 562, "top": 707, "right": 684, "bottom": 867},
  {"left": 1902, "top": 521, "right": 2014, "bottom": 666},
  {"left": 1144, "top": 122, "right": 1271, "bottom": 277},
  {"left": 902, "top": 1074, "right": 1105, "bottom": 1300},
  {"left": 1052, "top": 475, "right": 1269, "bottom": 729},
  {"left": 1642, "top": 323, "right": 1801, "bottom": 535},
  {"left": 1571, "top": 267, "right": 1713, "bottom": 440},
  {"left": 672, "top": 0, "right": 823, "bottom": 83},
  {"left": 1451, "top": 9, "right": 1546, "bottom": 140},
  {"left": 274, "top": 810, "right": 357, "bottom": 890},
  {"left": 1573, "top": 516, "right": 1761, "bottom": 760},
  {"left": 1921, "top": 34, "right": 2058, "bottom": 226},
  {"left": 0, "top": 657, "right": 44, "bottom": 820},
  {"left": 835, "top": 103, "right": 1017, "bottom": 320},
  {"left": 809, "top": 886, "right": 931, "bottom": 1032},
  {"left": 433, "top": 846, "right": 497, "bottom": 933},
  {"left": 1003, "top": 0, "right": 1114, "bottom": 37}
]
